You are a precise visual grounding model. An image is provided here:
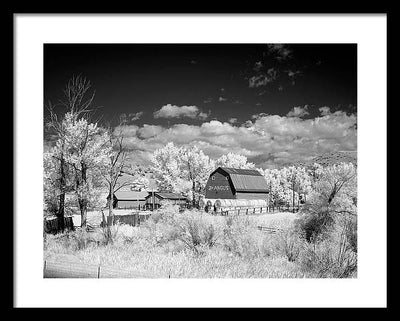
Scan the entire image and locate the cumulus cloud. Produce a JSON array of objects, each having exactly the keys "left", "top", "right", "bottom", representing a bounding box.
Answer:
[
  {"left": 218, "top": 96, "right": 227, "bottom": 102},
  {"left": 118, "top": 108, "right": 357, "bottom": 169},
  {"left": 319, "top": 106, "right": 331, "bottom": 116},
  {"left": 286, "top": 106, "right": 310, "bottom": 118},
  {"left": 153, "top": 104, "right": 209, "bottom": 119},
  {"left": 228, "top": 118, "right": 238, "bottom": 124}
]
